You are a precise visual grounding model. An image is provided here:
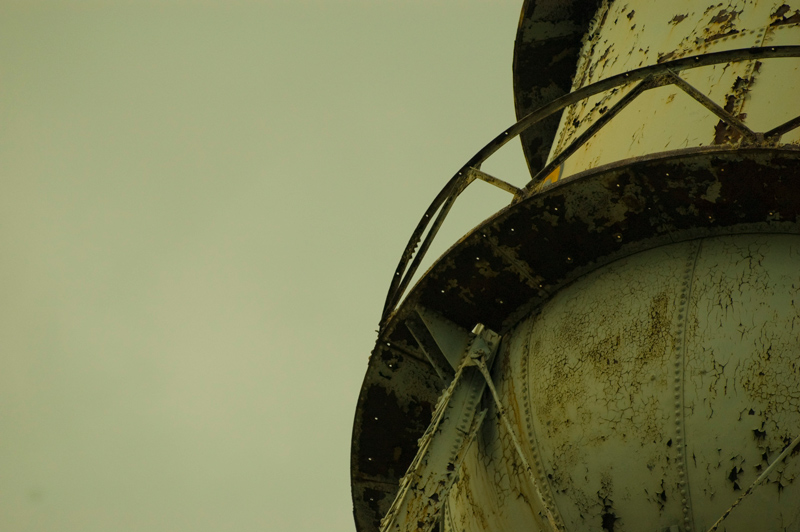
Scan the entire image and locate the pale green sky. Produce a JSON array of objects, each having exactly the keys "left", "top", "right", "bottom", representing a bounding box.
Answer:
[{"left": 0, "top": 1, "right": 529, "bottom": 530}]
